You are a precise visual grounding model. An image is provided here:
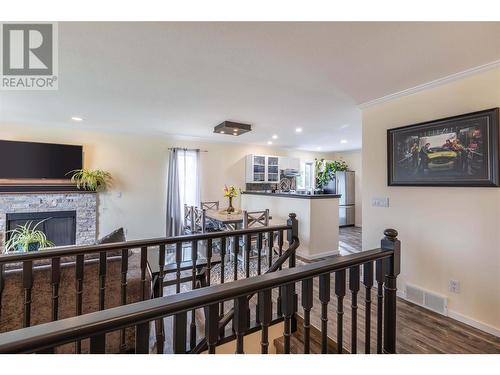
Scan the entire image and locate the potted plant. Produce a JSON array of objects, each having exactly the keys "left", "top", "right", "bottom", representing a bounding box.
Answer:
[
  {"left": 4, "top": 220, "right": 54, "bottom": 253},
  {"left": 223, "top": 185, "right": 239, "bottom": 213},
  {"left": 315, "top": 159, "right": 349, "bottom": 191},
  {"left": 67, "top": 169, "right": 112, "bottom": 191}
]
